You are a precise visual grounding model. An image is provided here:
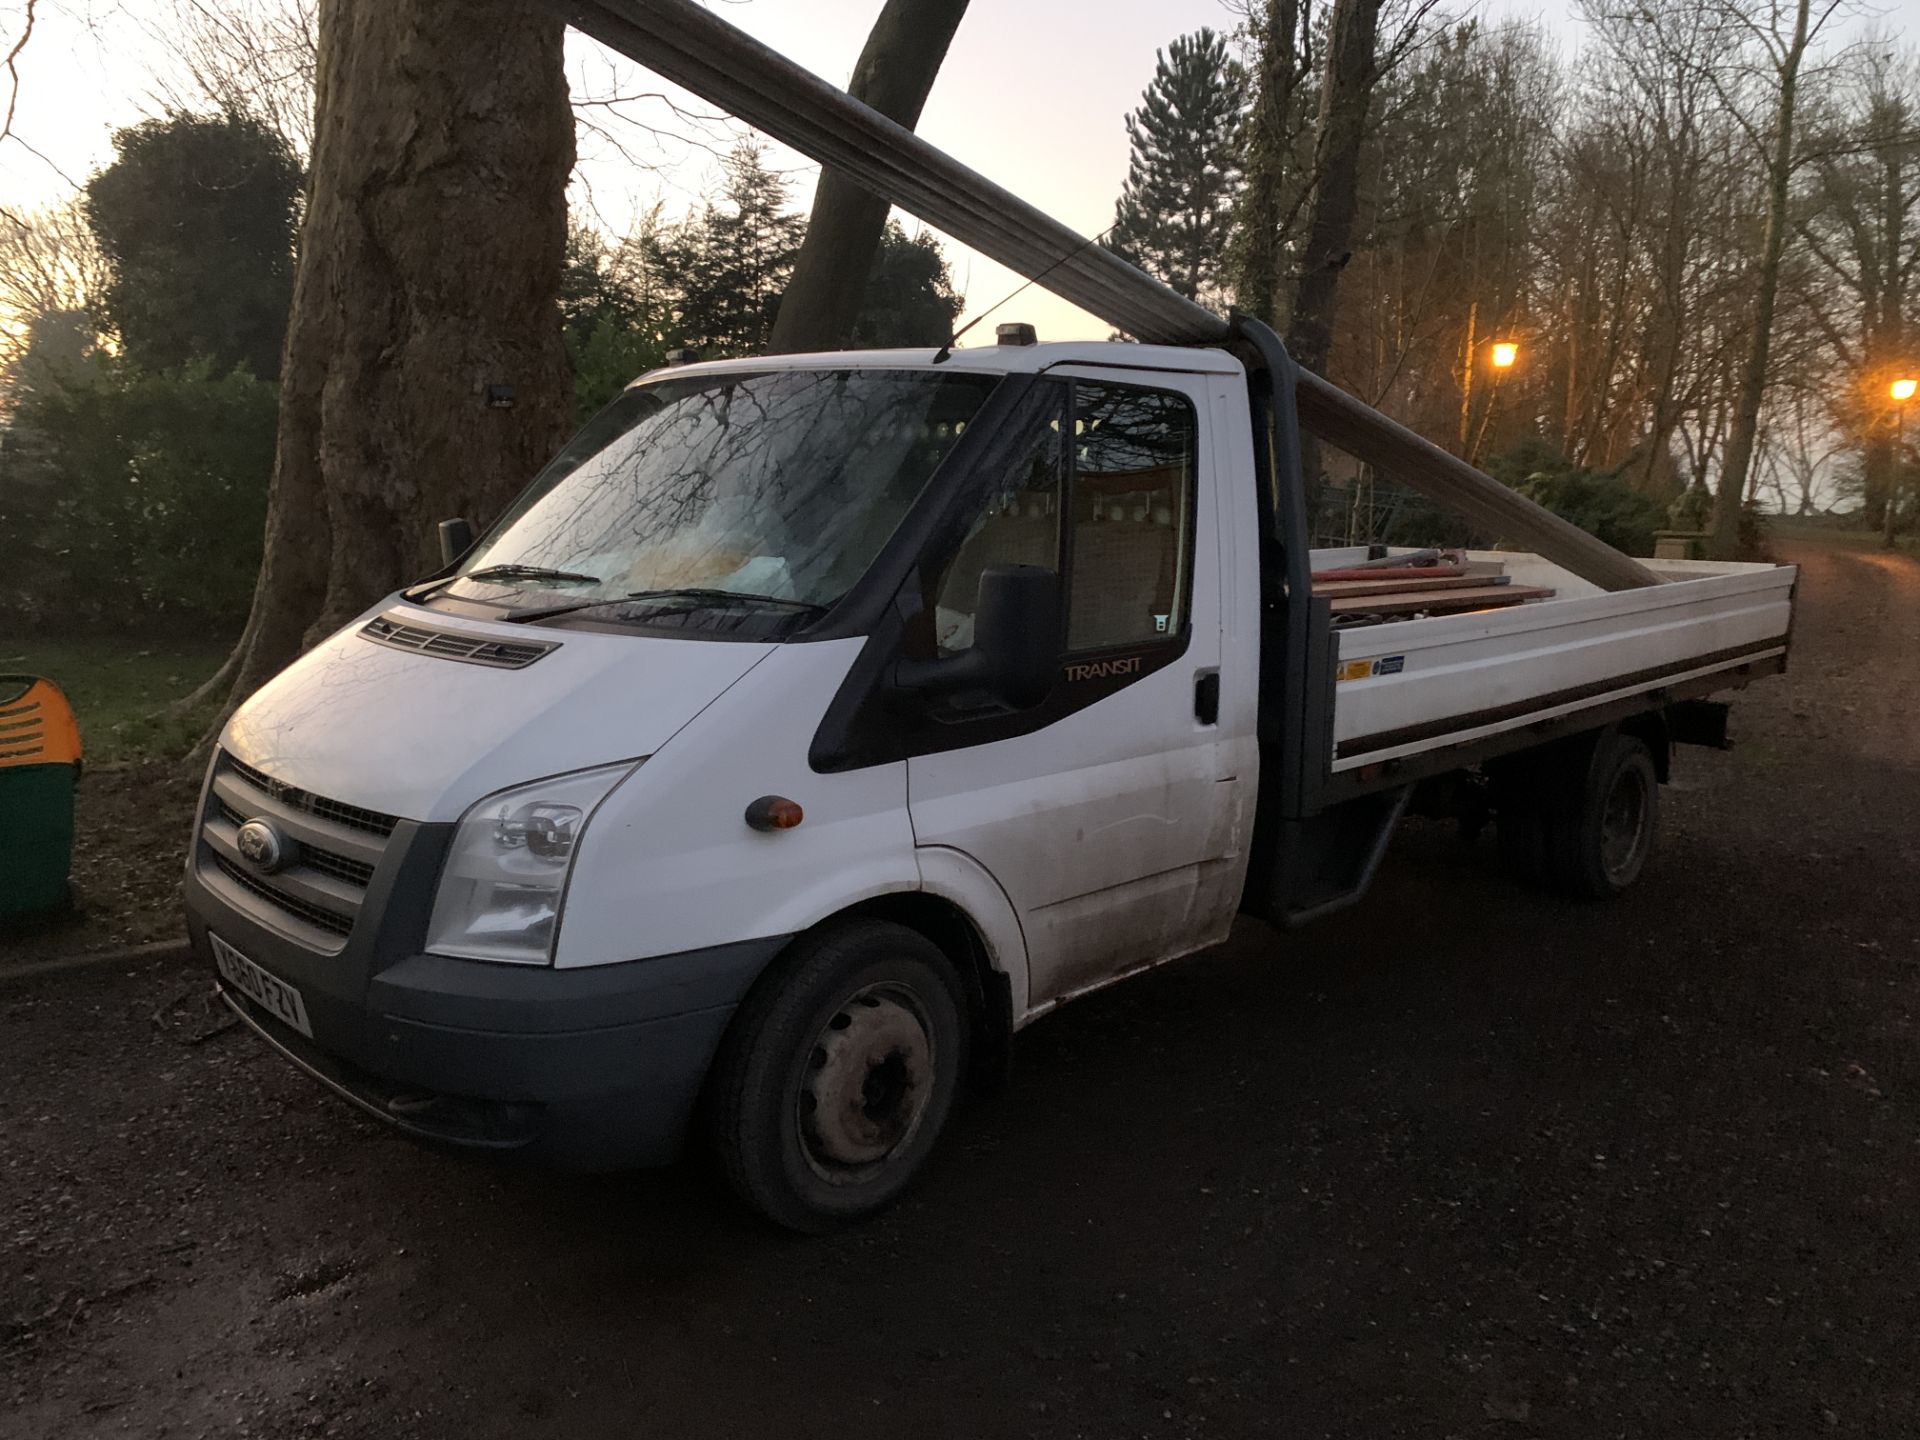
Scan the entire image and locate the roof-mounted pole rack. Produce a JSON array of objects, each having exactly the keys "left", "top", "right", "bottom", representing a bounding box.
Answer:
[{"left": 542, "top": 0, "right": 1661, "bottom": 593}]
